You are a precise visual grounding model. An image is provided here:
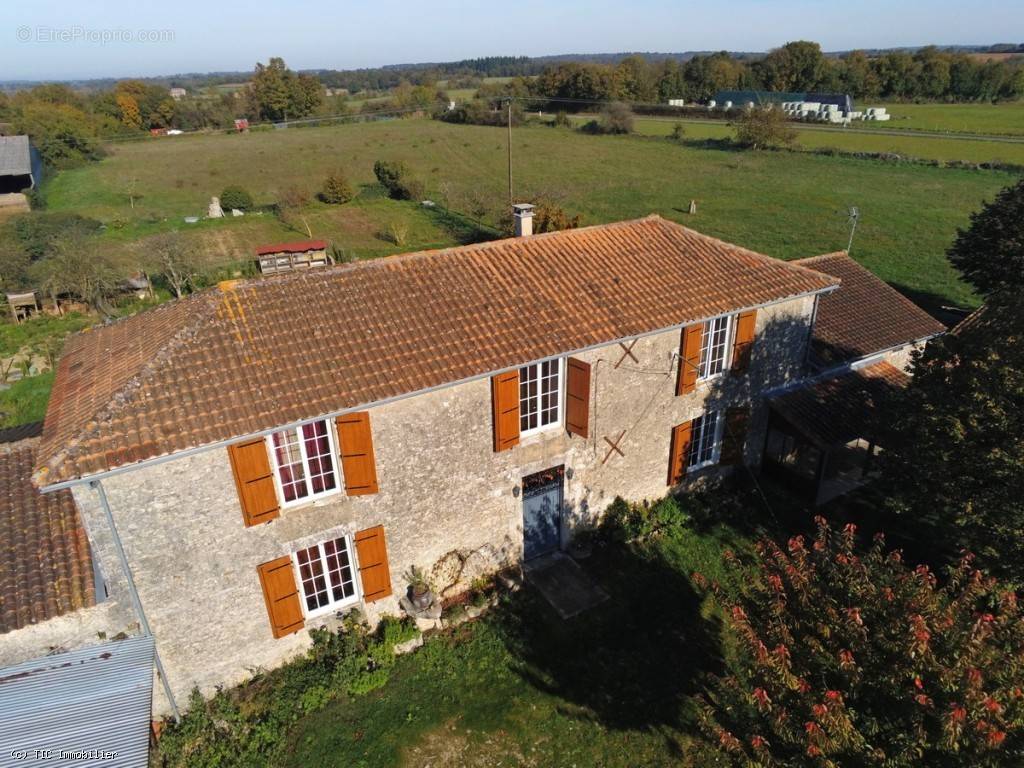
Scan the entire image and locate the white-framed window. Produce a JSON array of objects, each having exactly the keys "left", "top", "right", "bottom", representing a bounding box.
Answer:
[
  {"left": 688, "top": 411, "right": 723, "bottom": 471},
  {"left": 699, "top": 315, "right": 733, "bottom": 380},
  {"left": 267, "top": 420, "right": 339, "bottom": 507},
  {"left": 292, "top": 535, "right": 360, "bottom": 617},
  {"left": 519, "top": 358, "right": 563, "bottom": 436}
]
